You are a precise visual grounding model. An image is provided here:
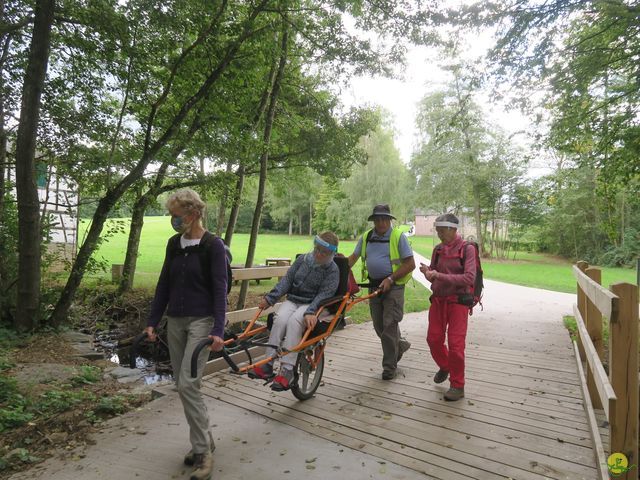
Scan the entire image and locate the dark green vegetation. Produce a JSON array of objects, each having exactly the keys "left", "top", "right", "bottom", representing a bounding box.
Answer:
[
  {"left": 1, "top": 2, "right": 637, "bottom": 334},
  {"left": 0, "top": 325, "right": 147, "bottom": 475}
]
